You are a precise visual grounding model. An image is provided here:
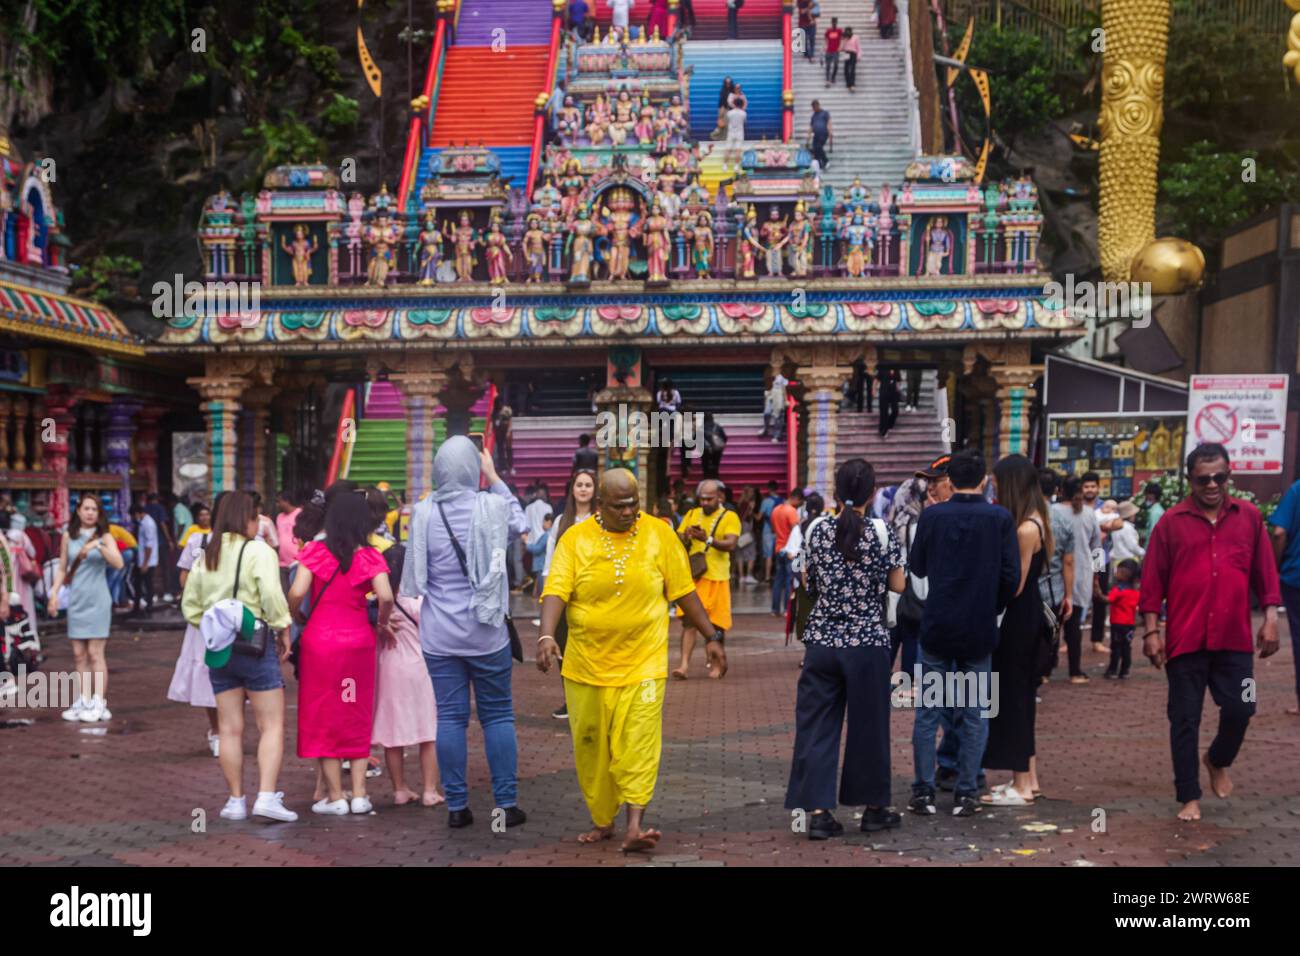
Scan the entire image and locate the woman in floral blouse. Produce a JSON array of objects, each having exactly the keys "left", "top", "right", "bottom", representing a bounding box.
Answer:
[{"left": 785, "top": 458, "right": 905, "bottom": 840}]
